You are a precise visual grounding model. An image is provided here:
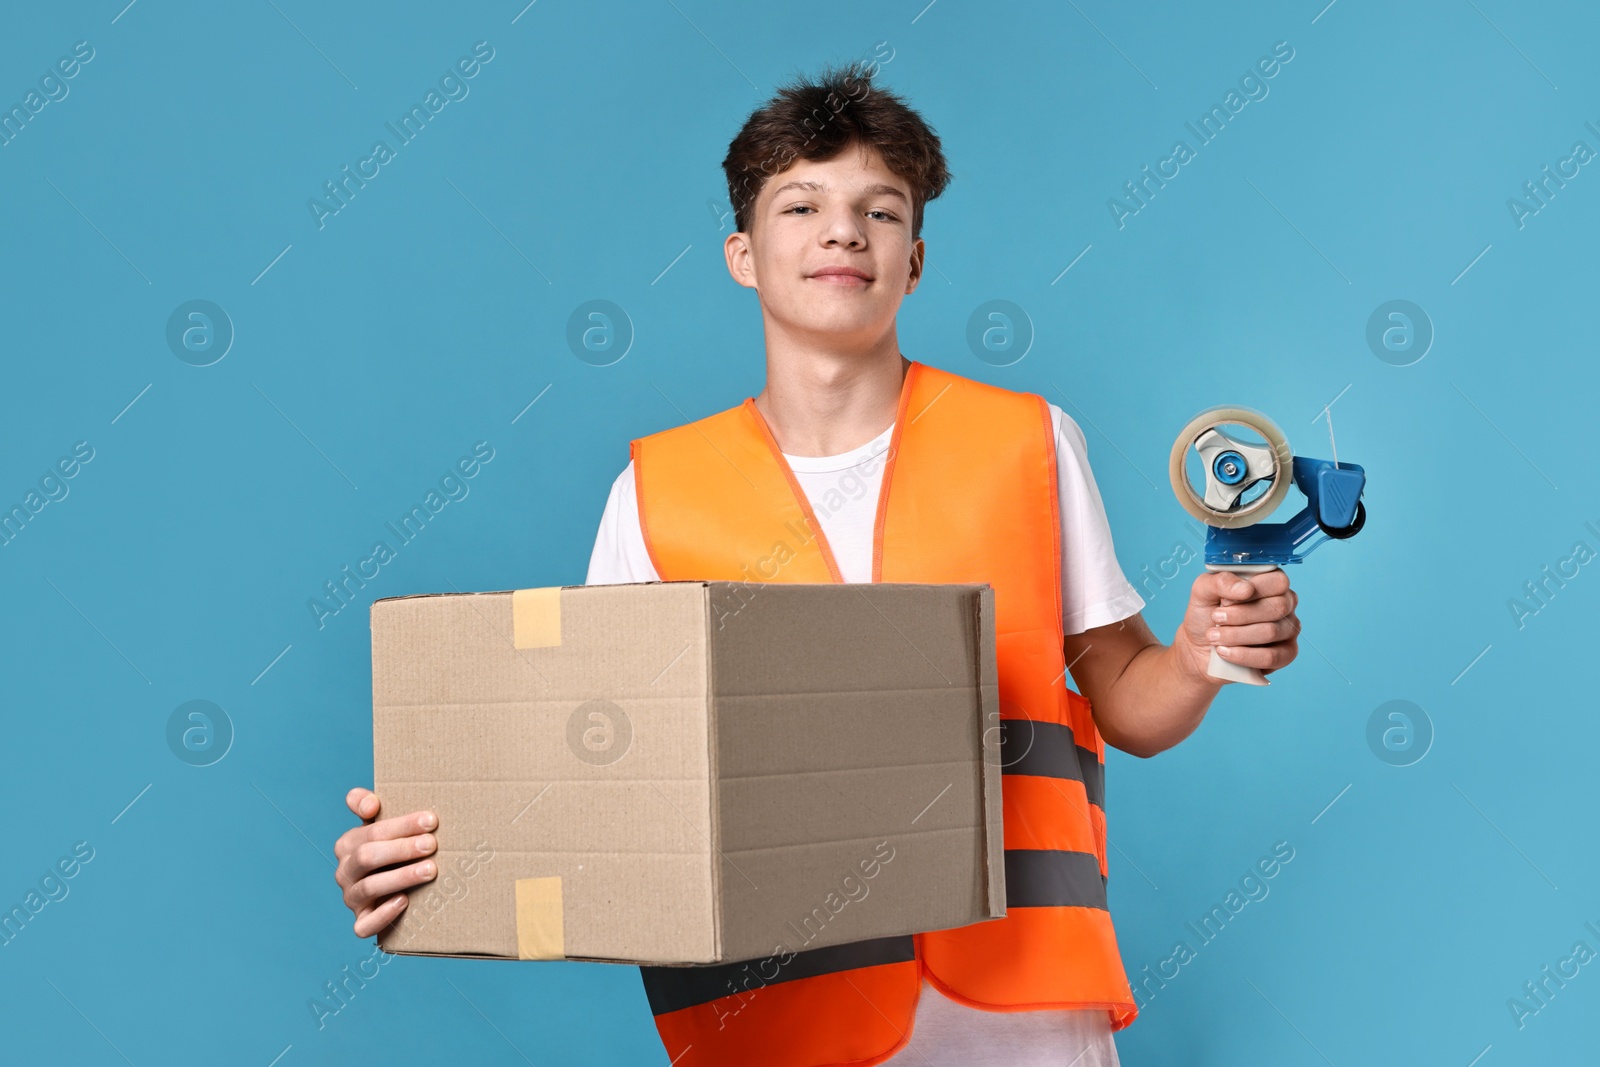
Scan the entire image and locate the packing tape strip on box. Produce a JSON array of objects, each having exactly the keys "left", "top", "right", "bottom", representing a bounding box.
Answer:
[
  {"left": 511, "top": 587, "right": 563, "bottom": 649},
  {"left": 515, "top": 876, "right": 566, "bottom": 959},
  {"left": 511, "top": 593, "right": 563, "bottom": 959}
]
